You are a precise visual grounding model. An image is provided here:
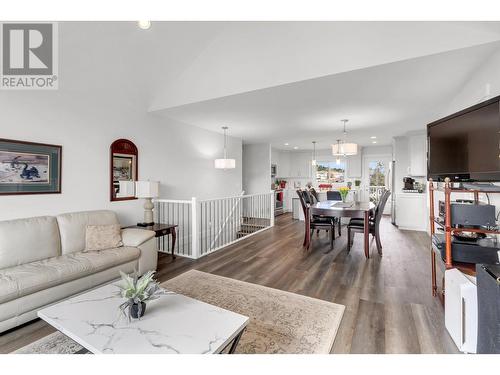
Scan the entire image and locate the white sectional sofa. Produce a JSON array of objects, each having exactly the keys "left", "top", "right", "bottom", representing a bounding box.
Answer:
[{"left": 0, "top": 210, "right": 157, "bottom": 333}]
